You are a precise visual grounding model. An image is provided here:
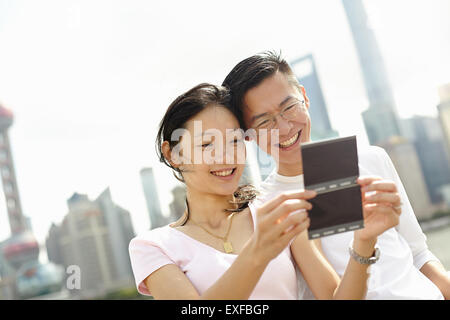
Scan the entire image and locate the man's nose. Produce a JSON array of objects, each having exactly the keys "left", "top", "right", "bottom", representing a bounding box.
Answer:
[{"left": 276, "top": 115, "right": 292, "bottom": 135}]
